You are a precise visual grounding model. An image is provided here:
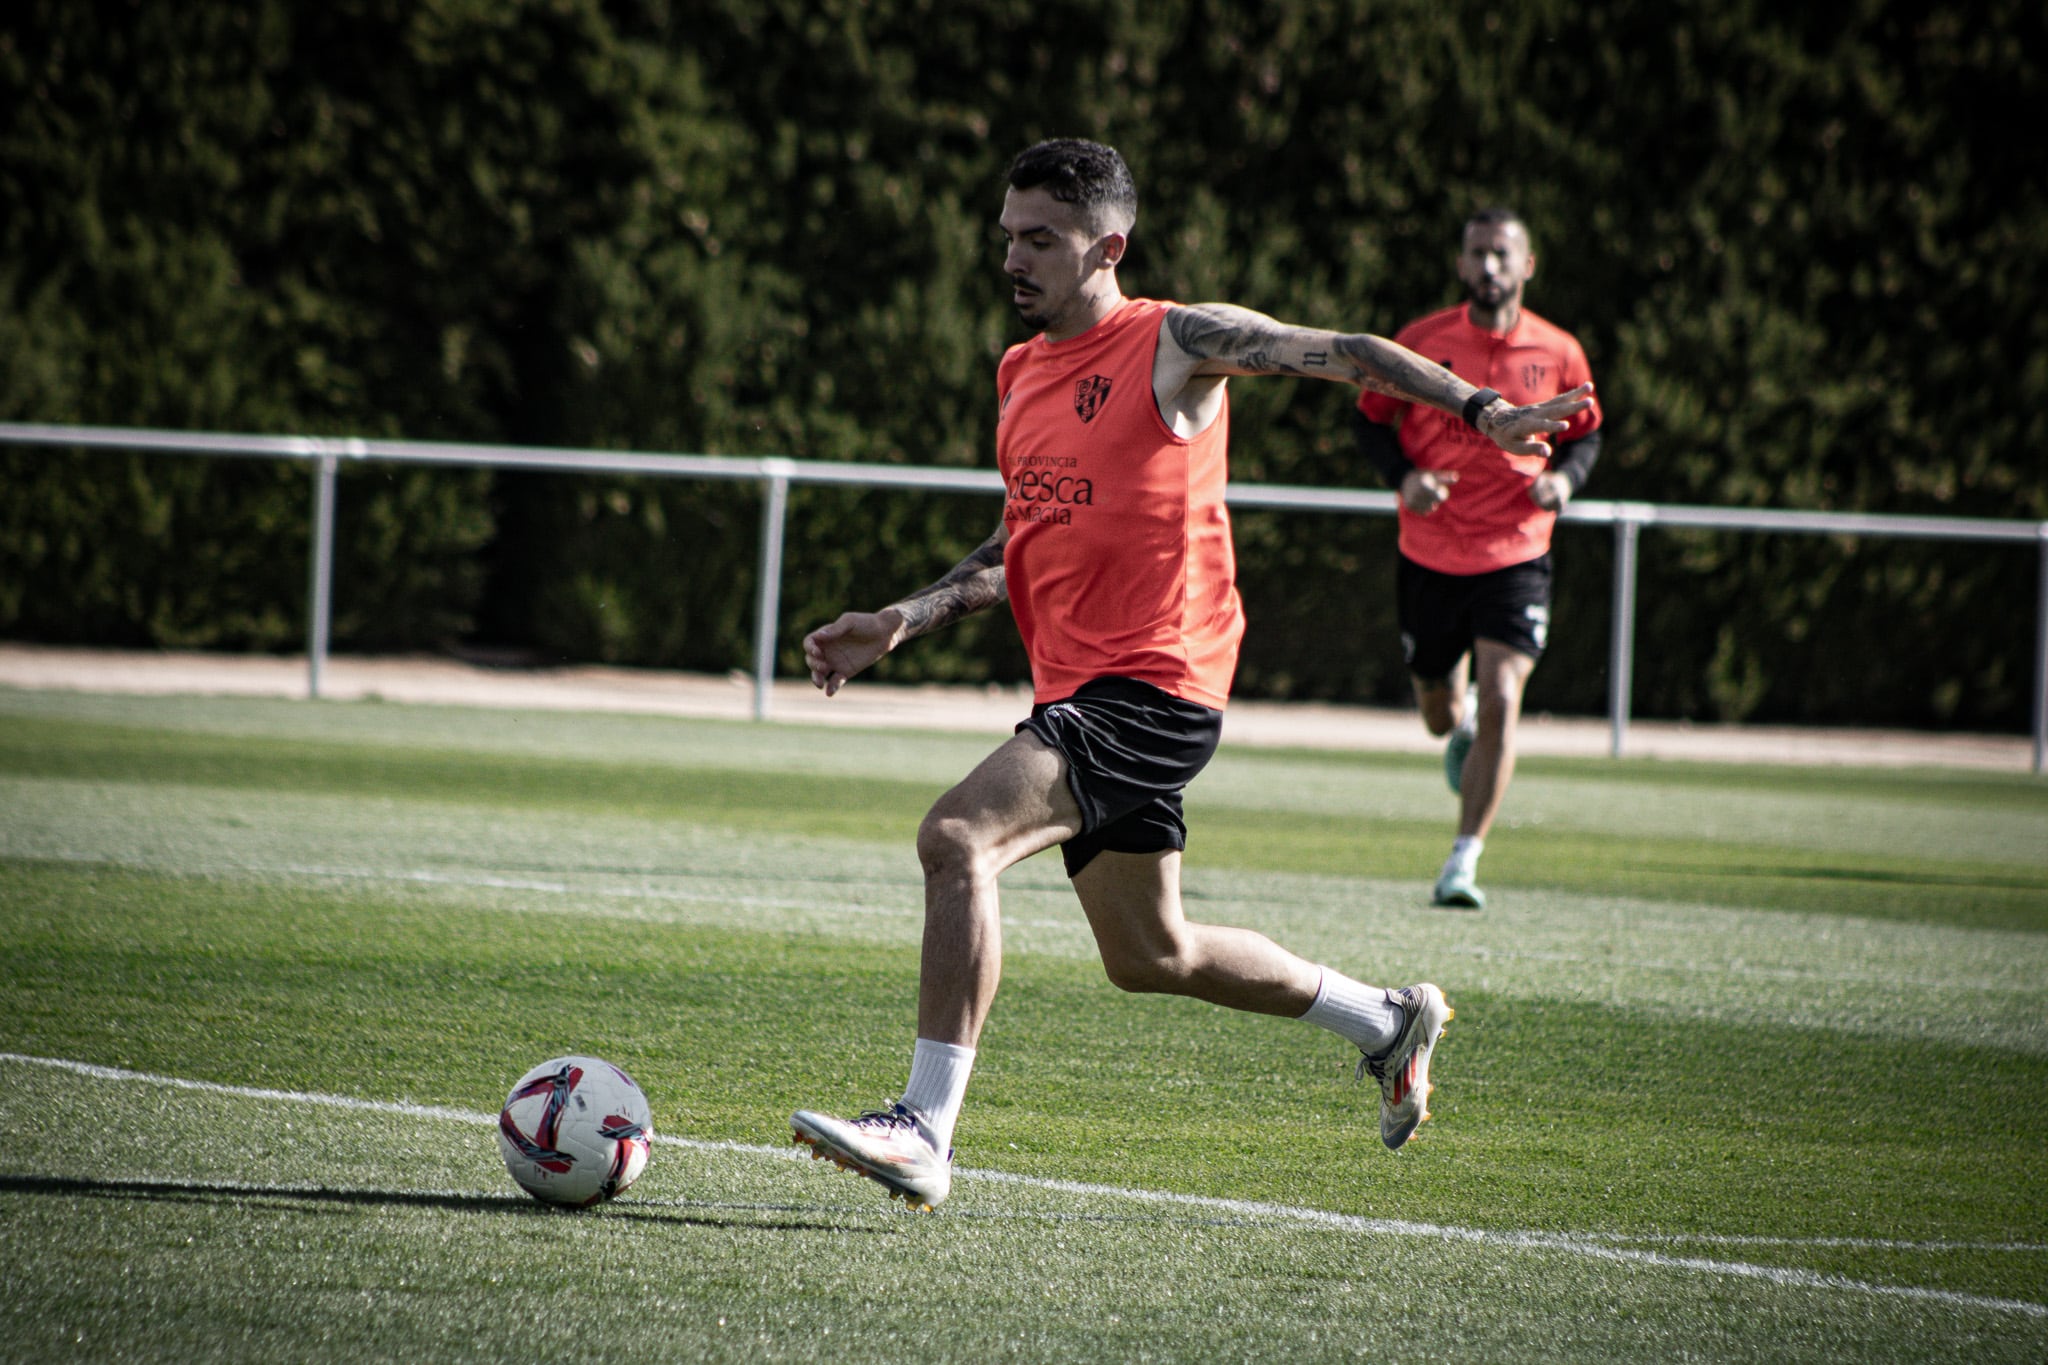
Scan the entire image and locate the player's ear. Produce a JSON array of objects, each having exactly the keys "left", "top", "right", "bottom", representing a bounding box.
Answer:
[{"left": 1097, "top": 232, "right": 1128, "bottom": 268}]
